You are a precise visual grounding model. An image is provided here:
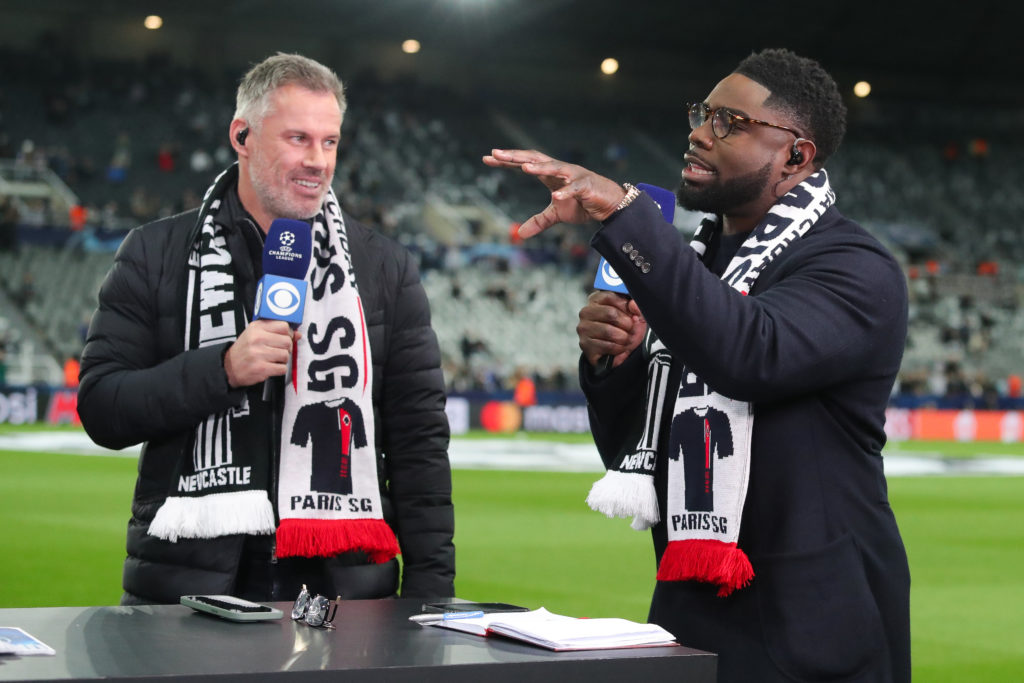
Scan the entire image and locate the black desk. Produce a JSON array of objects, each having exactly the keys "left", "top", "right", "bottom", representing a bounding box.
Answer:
[{"left": 0, "top": 599, "right": 715, "bottom": 682}]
